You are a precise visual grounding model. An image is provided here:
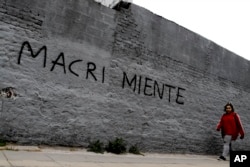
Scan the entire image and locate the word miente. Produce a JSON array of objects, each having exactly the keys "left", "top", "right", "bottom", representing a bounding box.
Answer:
[{"left": 122, "top": 72, "right": 185, "bottom": 104}]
